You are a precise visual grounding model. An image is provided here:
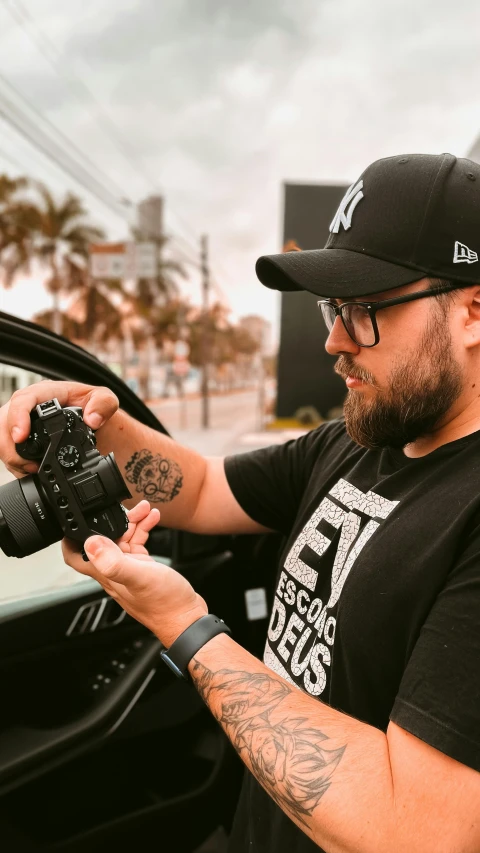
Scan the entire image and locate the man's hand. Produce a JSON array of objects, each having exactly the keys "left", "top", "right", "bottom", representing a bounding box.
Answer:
[
  {"left": 0, "top": 380, "right": 119, "bottom": 478},
  {"left": 62, "top": 500, "right": 208, "bottom": 647}
]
